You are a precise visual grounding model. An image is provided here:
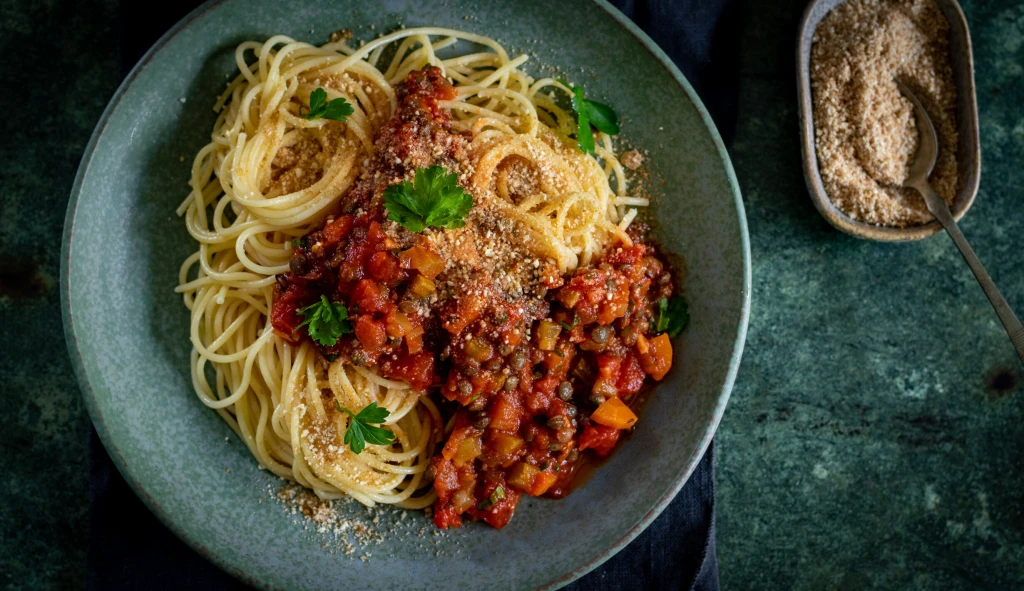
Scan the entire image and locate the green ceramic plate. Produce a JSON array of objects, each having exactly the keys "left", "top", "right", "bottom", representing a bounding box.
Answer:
[{"left": 62, "top": 0, "right": 749, "bottom": 588}]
